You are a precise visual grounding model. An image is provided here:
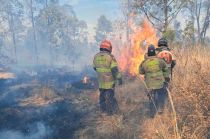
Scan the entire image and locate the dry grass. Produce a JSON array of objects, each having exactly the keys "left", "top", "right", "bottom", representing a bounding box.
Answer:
[
  {"left": 20, "top": 87, "right": 63, "bottom": 106},
  {"left": 74, "top": 79, "right": 146, "bottom": 139},
  {"left": 140, "top": 112, "right": 176, "bottom": 139},
  {"left": 139, "top": 46, "right": 210, "bottom": 139},
  {"left": 171, "top": 46, "right": 210, "bottom": 139},
  {"left": 75, "top": 46, "right": 210, "bottom": 139}
]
